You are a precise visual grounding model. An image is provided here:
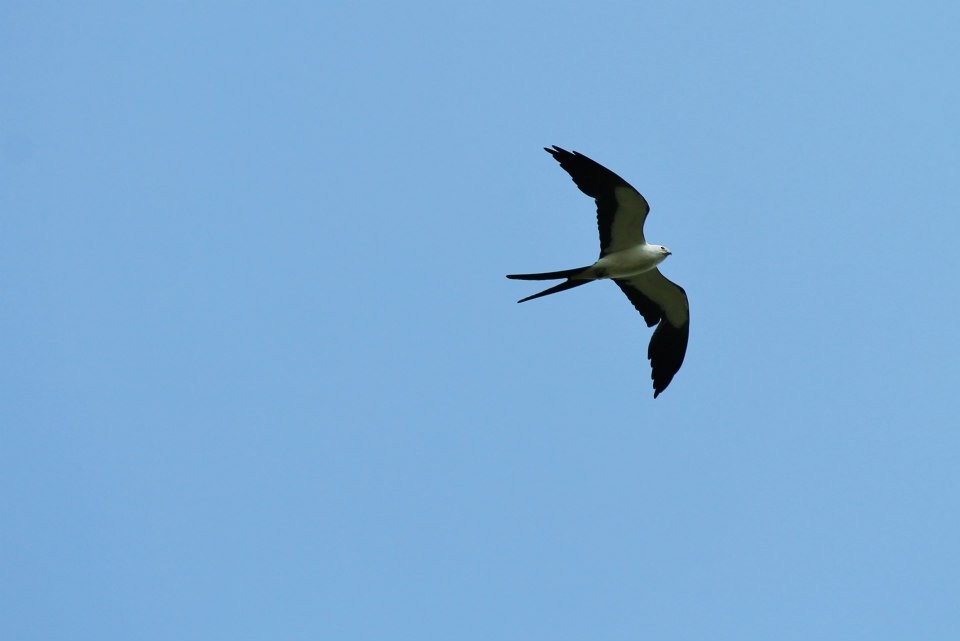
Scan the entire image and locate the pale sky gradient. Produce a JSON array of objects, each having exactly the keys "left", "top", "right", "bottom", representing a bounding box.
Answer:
[{"left": 3, "top": 2, "right": 960, "bottom": 639}]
